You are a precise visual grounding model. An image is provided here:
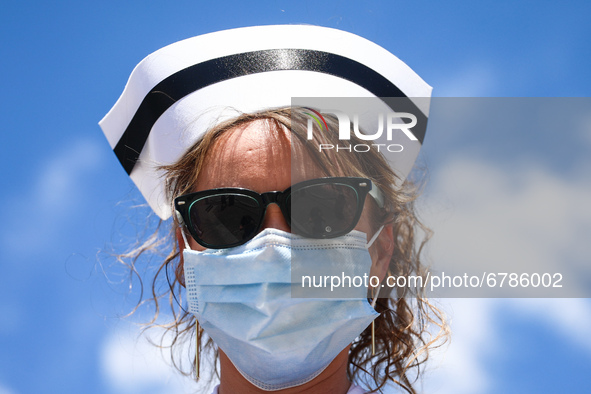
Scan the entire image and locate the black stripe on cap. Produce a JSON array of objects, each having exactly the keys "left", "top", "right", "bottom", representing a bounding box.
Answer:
[{"left": 114, "top": 48, "right": 427, "bottom": 174}]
